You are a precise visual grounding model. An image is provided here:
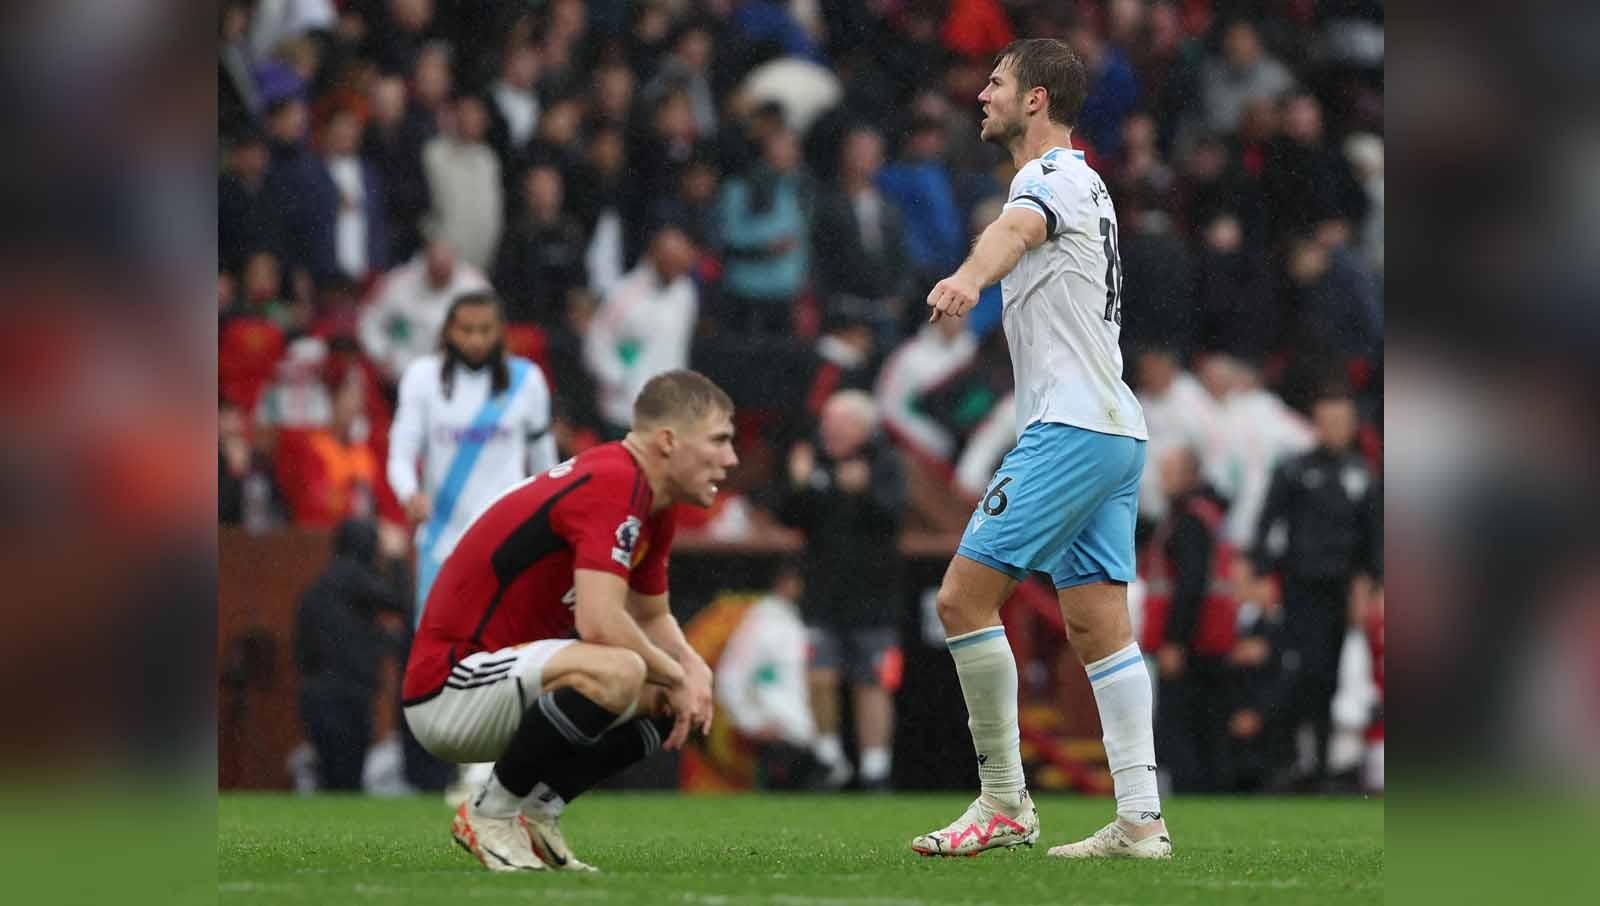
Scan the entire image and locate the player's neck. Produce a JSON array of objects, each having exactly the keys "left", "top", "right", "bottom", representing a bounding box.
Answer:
[
  {"left": 1011, "top": 125, "right": 1074, "bottom": 169},
  {"left": 619, "top": 434, "right": 673, "bottom": 513}
]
